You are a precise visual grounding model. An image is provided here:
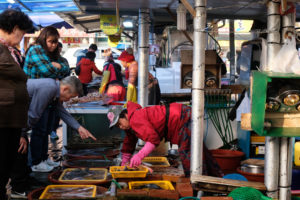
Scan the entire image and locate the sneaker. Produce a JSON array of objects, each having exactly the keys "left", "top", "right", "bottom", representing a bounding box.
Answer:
[
  {"left": 50, "top": 131, "right": 59, "bottom": 140},
  {"left": 45, "top": 158, "right": 60, "bottom": 167},
  {"left": 10, "top": 190, "right": 27, "bottom": 199},
  {"left": 31, "top": 161, "right": 53, "bottom": 172}
]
